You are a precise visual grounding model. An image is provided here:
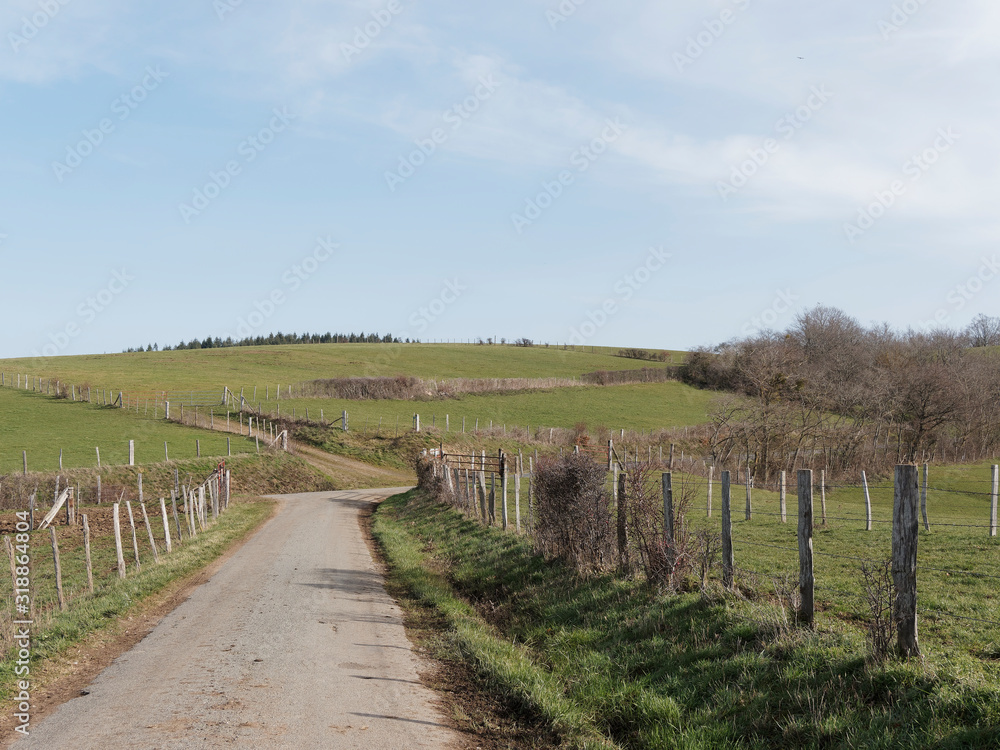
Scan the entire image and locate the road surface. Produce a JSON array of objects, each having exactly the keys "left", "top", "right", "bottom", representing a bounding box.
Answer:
[{"left": 16, "top": 488, "right": 460, "bottom": 749}]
